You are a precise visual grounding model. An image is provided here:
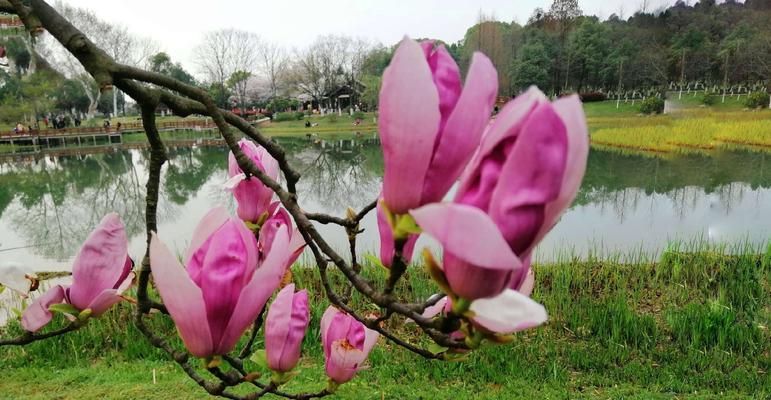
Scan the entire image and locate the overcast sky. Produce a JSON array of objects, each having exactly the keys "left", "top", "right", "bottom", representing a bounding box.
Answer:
[{"left": 60, "top": 0, "right": 675, "bottom": 70}]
